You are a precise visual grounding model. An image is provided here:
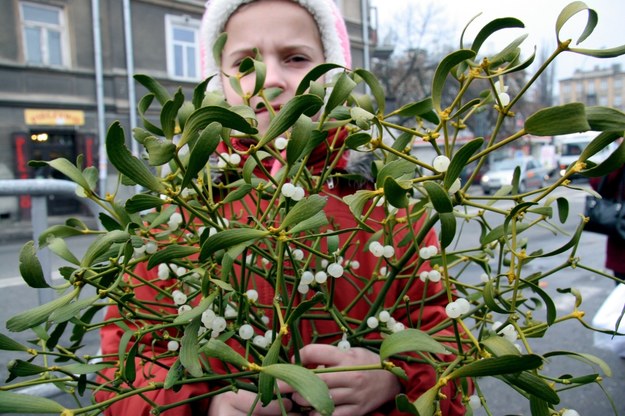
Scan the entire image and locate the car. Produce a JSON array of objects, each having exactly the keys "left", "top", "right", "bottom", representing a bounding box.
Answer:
[{"left": 480, "top": 156, "right": 549, "bottom": 195}]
